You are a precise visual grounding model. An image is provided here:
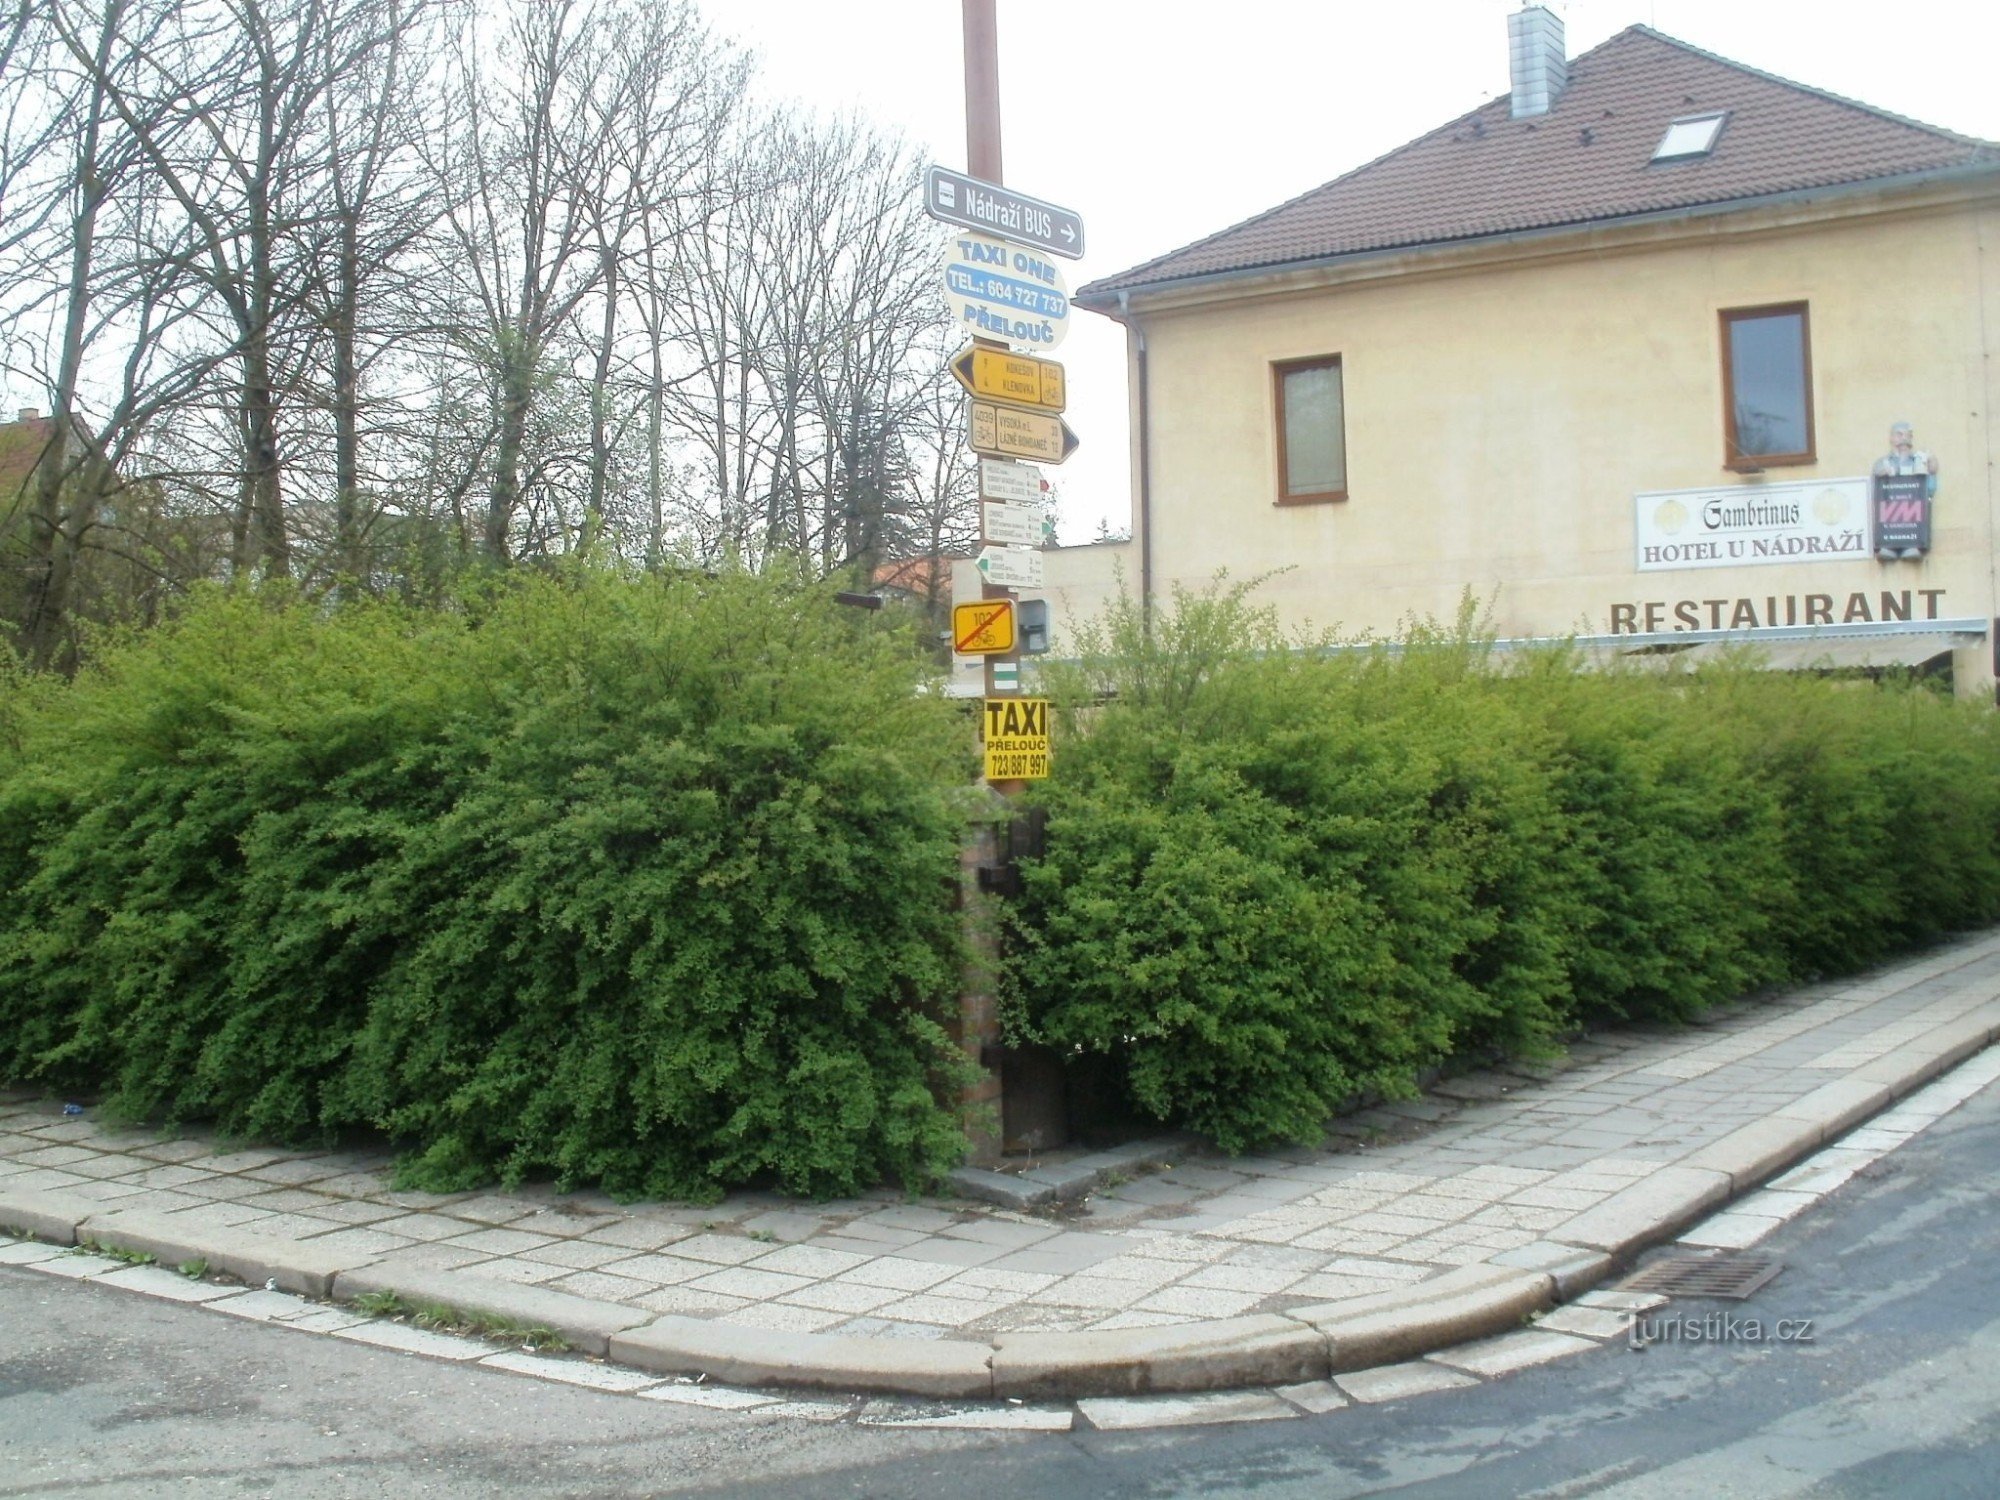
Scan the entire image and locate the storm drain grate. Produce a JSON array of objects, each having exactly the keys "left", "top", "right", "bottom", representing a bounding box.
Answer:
[{"left": 1619, "top": 1253, "right": 1784, "bottom": 1301}]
